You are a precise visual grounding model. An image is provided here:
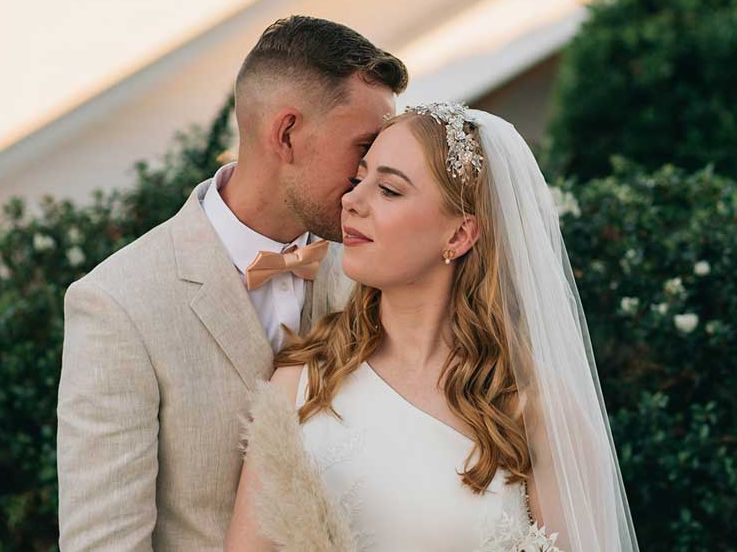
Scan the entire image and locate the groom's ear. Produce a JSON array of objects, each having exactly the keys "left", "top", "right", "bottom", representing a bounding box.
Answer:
[{"left": 270, "top": 108, "right": 302, "bottom": 164}]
